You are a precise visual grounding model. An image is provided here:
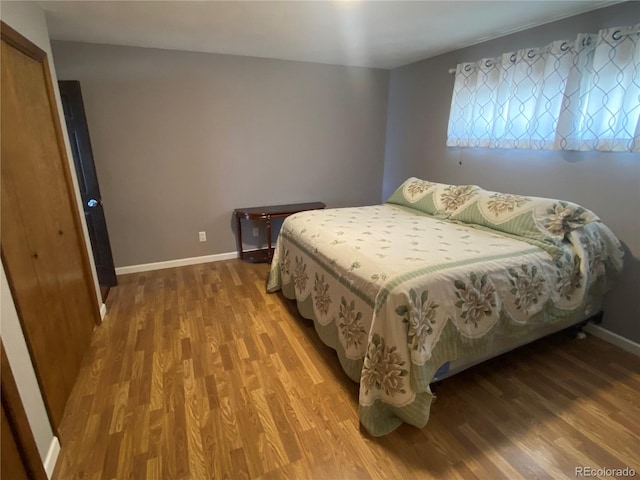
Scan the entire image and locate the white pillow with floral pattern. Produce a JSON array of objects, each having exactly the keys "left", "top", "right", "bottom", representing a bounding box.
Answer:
[
  {"left": 451, "top": 188, "right": 600, "bottom": 244},
  {"left": 386, "top": 178, "right": 480, "bottom": 218}
]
